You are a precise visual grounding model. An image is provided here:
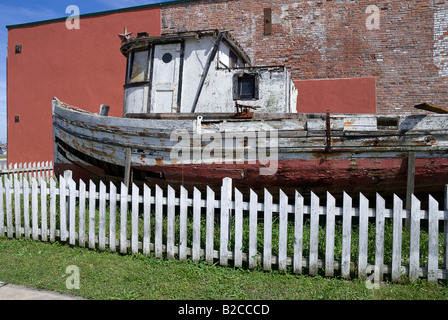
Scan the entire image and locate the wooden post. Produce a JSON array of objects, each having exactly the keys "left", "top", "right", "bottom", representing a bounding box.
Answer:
[
  {"left": 124, "top": 148, "right": 132, "bottom": 188},
  {"left": 99, "top": 104, "right": 110, "bottom": 116},
  {"left": 405, "top": 152, "right": 416, "bottom": 231}
]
